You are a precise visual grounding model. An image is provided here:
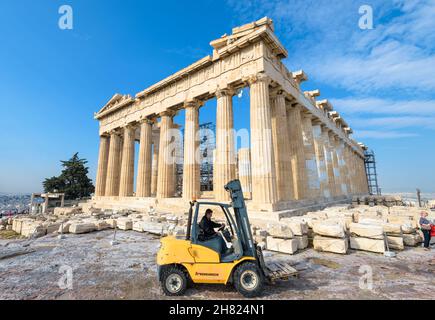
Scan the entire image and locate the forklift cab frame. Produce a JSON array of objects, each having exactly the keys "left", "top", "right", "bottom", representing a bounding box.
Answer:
[{"left": 189, "top": 201, "right": 244, "bottom": 262}]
